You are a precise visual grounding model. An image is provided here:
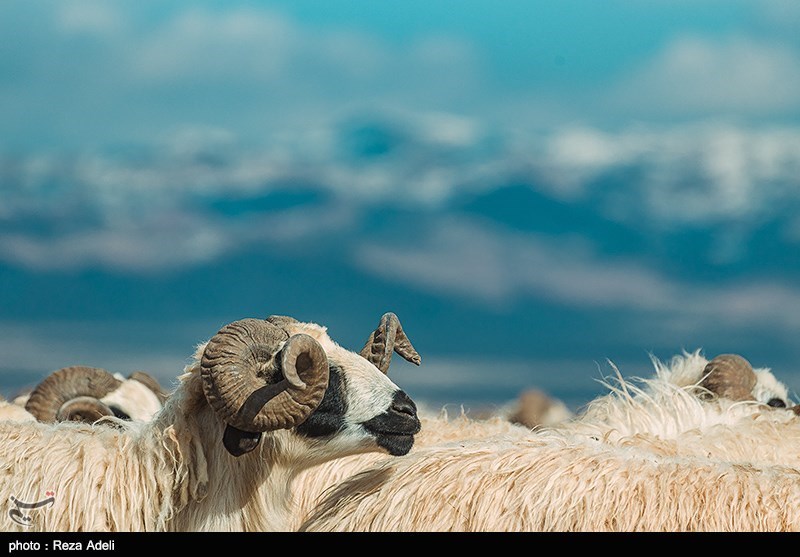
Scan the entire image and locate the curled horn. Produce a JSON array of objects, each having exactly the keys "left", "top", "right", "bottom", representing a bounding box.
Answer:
[
  {"left": 201, "top": 318, "right": 329, "bottom": 456},
  {"left": 56, "top": 396, "right": 115, "bottom": 423},
  {"left": 25, "top": 366, "right": 123, "bottom": 423},
  {"left": 699, "top": 354, "right": 757, "bottom": 402},
  {"left": 360, "top": 312, "right": 421, "bottom": 374}
]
